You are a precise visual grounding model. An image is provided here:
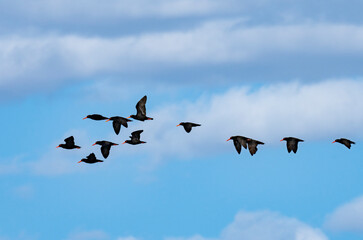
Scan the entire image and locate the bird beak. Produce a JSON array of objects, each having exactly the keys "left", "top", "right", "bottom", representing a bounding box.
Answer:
[
  {"left": 122, "top": 141, "right": 126, "bottom": 144},
  {"left": 280, "top": 139, "right": 284, "bottom": 141},
  {"left": 92, "top": 143, "right": 96, "bottom": 146},
  {"left": 332, "top": 141, "right": 336, "bottom": 143},
  {"left": 106, "top": 119, "right": 110, "bottom": 122},
  {"left": 127, "top": 116, "right": 131, "bottom": 119},
  {"left": 78, "top": 160, "right": 82, "bottom": 163},
  {"left": 83, "top": 117, "right": 87, "bottom": 120},
  {"left": 56, "top": 145, "right": 60, "bottom": 148},
  {"left": 226, "top": 138, "right": 231, "bottom": 141},
  {"left": 113, "top": 143, "right": 119, "bottom": 146},
  {"left": 176, "top": 124, "right": 180, "bottom": 127}
]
